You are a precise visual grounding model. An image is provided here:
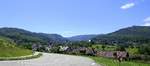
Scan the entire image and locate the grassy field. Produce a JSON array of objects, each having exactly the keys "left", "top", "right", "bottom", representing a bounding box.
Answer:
[
  {"left": 0, "top": 37, "right": 32, "bottom": 57},
  {"left": 90, "top": 56, "right": 150, "bottom": 66},
  {"left": 0, "top": 47, "right": 32, "bottom": 57},
  {"left": 92, "top": 44, "right": 140, "bottom": 55}
]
